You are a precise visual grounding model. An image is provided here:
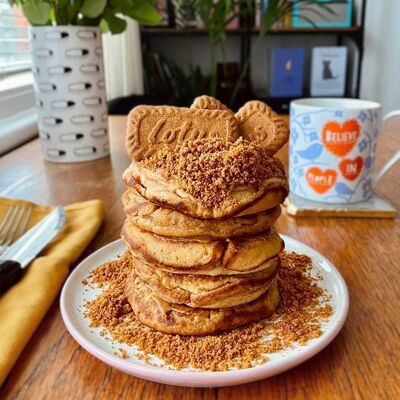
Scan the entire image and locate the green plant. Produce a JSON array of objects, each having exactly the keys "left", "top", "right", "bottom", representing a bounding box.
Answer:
[
  {"left": 197, "top": 0, "right": 341, "bottom": 106},
  {"left": 165, "top": 61, "right": 208, "bottom": 105},
  {"left": 230, "top": 0, "right": 340, "bottom": 105},
  {"left": 143, "top": 50, "right": 208, "bottom": 106},
  {"left": 9, "top": 0, "right": 161, "bottom": 33},
  {"left": 197, "top": 0, "right": 250, "bottom": 98}
]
